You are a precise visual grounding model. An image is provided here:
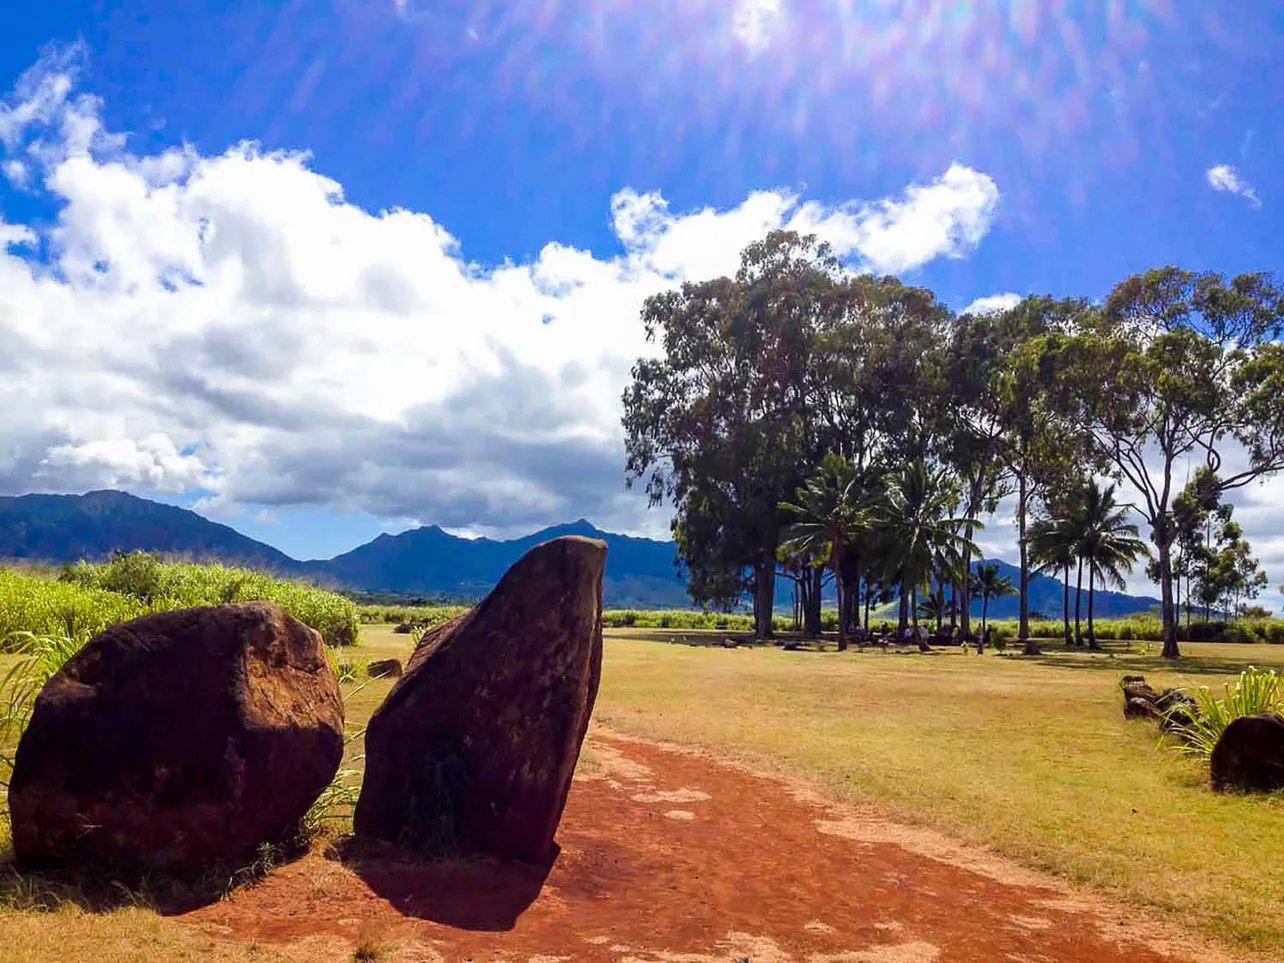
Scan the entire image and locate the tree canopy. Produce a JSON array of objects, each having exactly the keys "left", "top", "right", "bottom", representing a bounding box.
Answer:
[{"left": 623, "top": 237, "right": 1284, "bottom": 656}]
